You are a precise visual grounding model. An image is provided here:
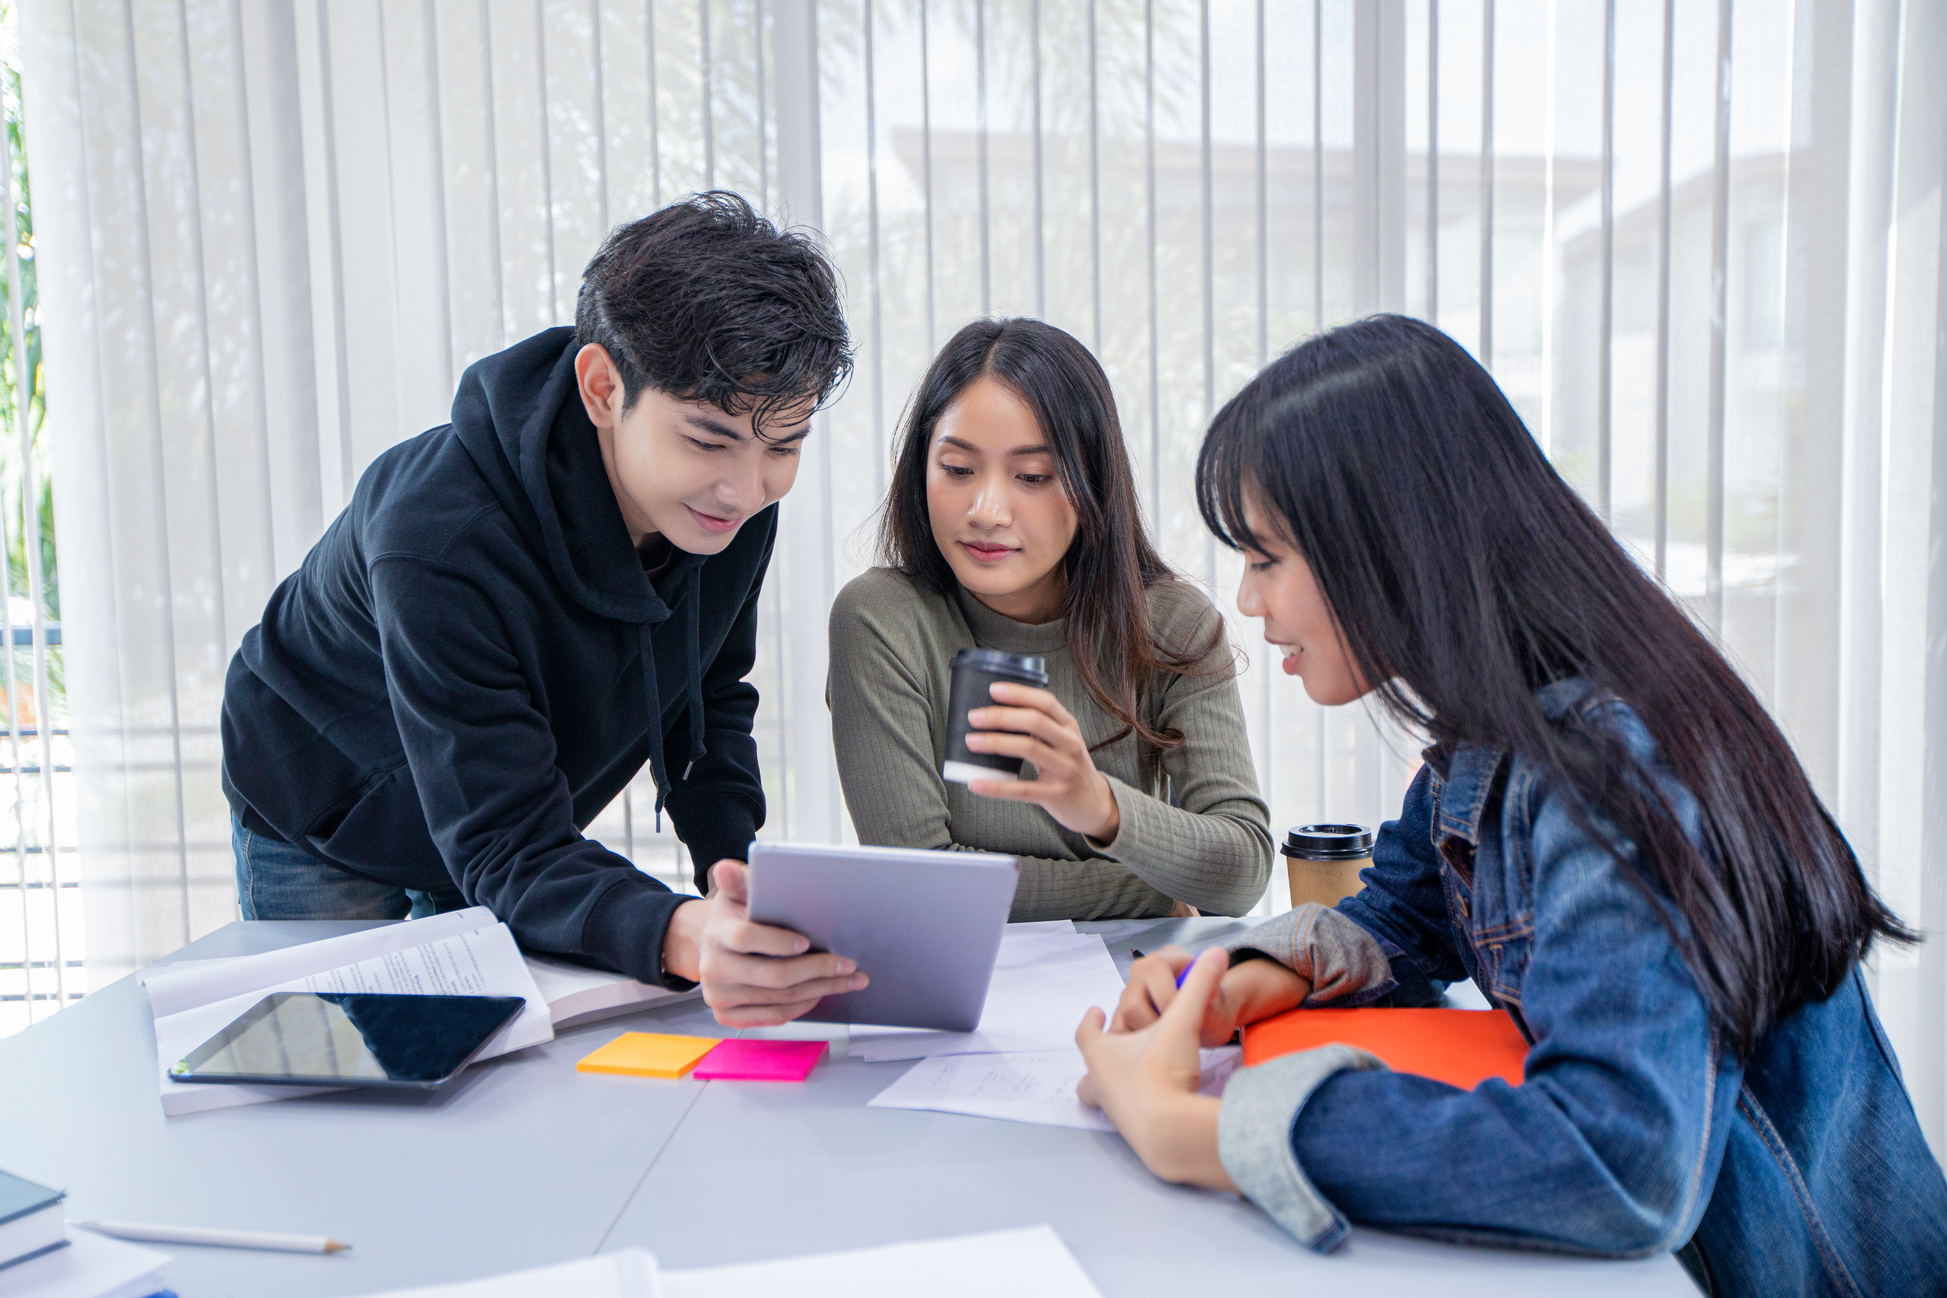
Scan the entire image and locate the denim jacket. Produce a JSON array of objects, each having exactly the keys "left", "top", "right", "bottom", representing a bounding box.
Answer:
[{"left": 1214, "top": 681, "right": 1947, "bottom": 1296}]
